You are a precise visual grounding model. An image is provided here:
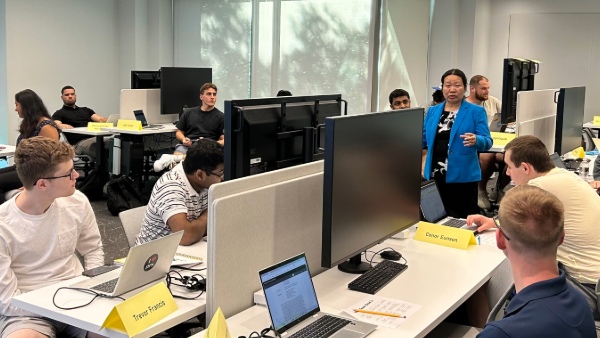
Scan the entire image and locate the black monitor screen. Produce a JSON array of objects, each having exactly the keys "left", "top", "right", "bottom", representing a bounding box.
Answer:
[
  {"left": 321, "top": 109, "right": 423, "bottom": 272},
  {"left": 160, "top": 67, "right": 212, "bottom": 116},
  {"left": 224, "top": 95, "right": 343, "bottom": 180},
  {"left": 131, "top": 70, "right": 160, "bottom": 89},
  {"left": 555, "top": 87, "right": 586, "bottom": 155}
]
